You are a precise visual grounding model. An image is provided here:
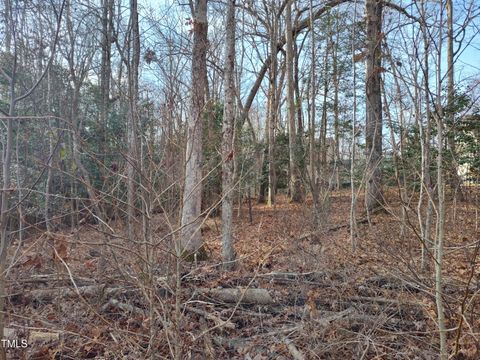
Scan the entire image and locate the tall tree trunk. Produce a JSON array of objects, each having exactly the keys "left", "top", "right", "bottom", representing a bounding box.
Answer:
[
  {"left": 350, "top": 0, "right": 359, "bottom": 249},
  {"left": 0, "top": 78, "right": 15, "bottom": 360},
  {"left": 221, "top": 0, "right": 236, "bottom": 269},
  {"left": 418, "top": 3, "right": 433, "bottom": 270},
  {"left": 308, "top": 0, "right": 320, "bottom": 227},
  {"left": 365, "top": 0, "right": 383, "bottom": 212},
  {"left": 332, "top": 30, "right": 341, "bottom": 191},
  {"left": 286, "top": 0, "right": 302, "bottom": 202},
  {"left": 267, "top": 10, "right": 278, "bottom": 207},
  {"left": 100, "top": 0, "right": 113, "bottom": 165},
  {"left": 435, "top": 74, "right": 448, "bottom": 360},
  {"left": 445, "top": 0, "right": 464, "bottom": 201},
  {"left": 127, "top": 0, "right": 140, "bottom": 242},
  {"left": 45, "top": 70, "right": 54, "bottom": 233},
  {"left": 294, "top": 38, "right": 303, "bottom": 140},
  {"left": 435, "top": 3, "right": 447, "bottom": 357},
  {"left": 180, "top": 0, "right": 208, "bottom": 257},
  {"left": 319, "top": 43, "right": 329, "bottom": 184}
]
